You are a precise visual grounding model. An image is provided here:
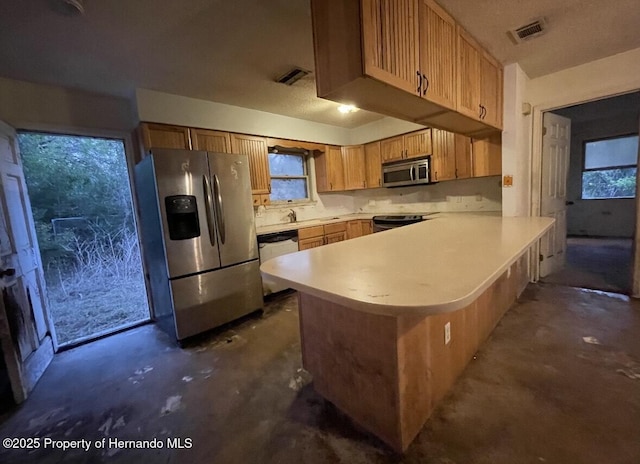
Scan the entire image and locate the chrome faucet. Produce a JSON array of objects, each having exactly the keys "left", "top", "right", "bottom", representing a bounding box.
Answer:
[{"left": 288, "top": 209, "right": 297, "bottom": 223}]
